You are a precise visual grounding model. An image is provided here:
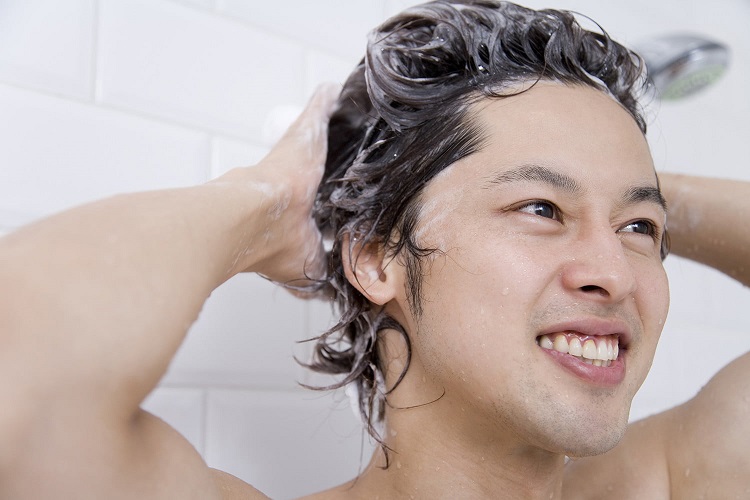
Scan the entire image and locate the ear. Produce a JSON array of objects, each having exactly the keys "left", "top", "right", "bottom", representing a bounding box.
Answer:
[{"left": 341, "top": 234, "right": 401, "bottom": 305}]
